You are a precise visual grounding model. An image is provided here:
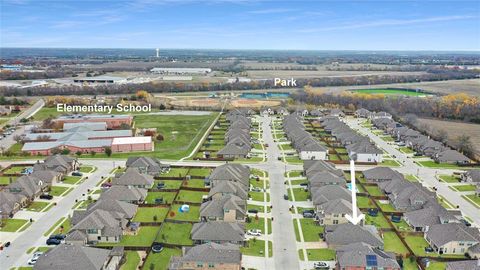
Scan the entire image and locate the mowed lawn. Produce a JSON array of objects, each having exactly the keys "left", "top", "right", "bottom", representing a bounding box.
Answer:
[
  {"left": 156, "top": 222, "right": 193, "bottom": 245},
  {"left": 143, "top": 248, "right": 182, "bottom": 270},
  {"left": 176, "top": 190, "right": 207, "bottom": 203},
  {"left": 132, "top": 207, "right": 169, "bottom": 223}
]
